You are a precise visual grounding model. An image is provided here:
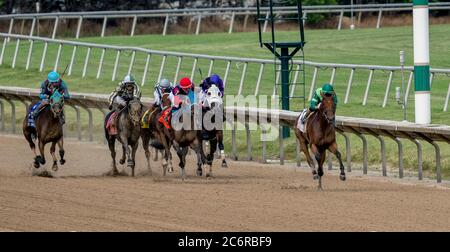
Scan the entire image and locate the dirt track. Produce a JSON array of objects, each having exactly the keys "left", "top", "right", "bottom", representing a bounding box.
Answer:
[{"left": 1, "top": 134, "right": 450, "bottom": 231}]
